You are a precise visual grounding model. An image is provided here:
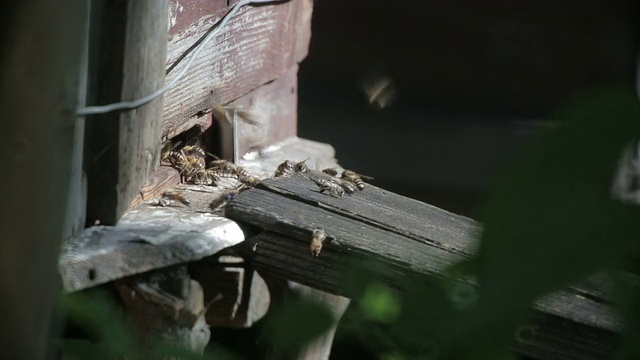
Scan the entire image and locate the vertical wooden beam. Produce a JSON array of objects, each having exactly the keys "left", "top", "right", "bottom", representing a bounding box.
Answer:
[
  {"left": 0, "top": 0, "right": 88, "bottom": 358},
  {"left": 85, "top": 0, "right": 169, "bottom": 225}
]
